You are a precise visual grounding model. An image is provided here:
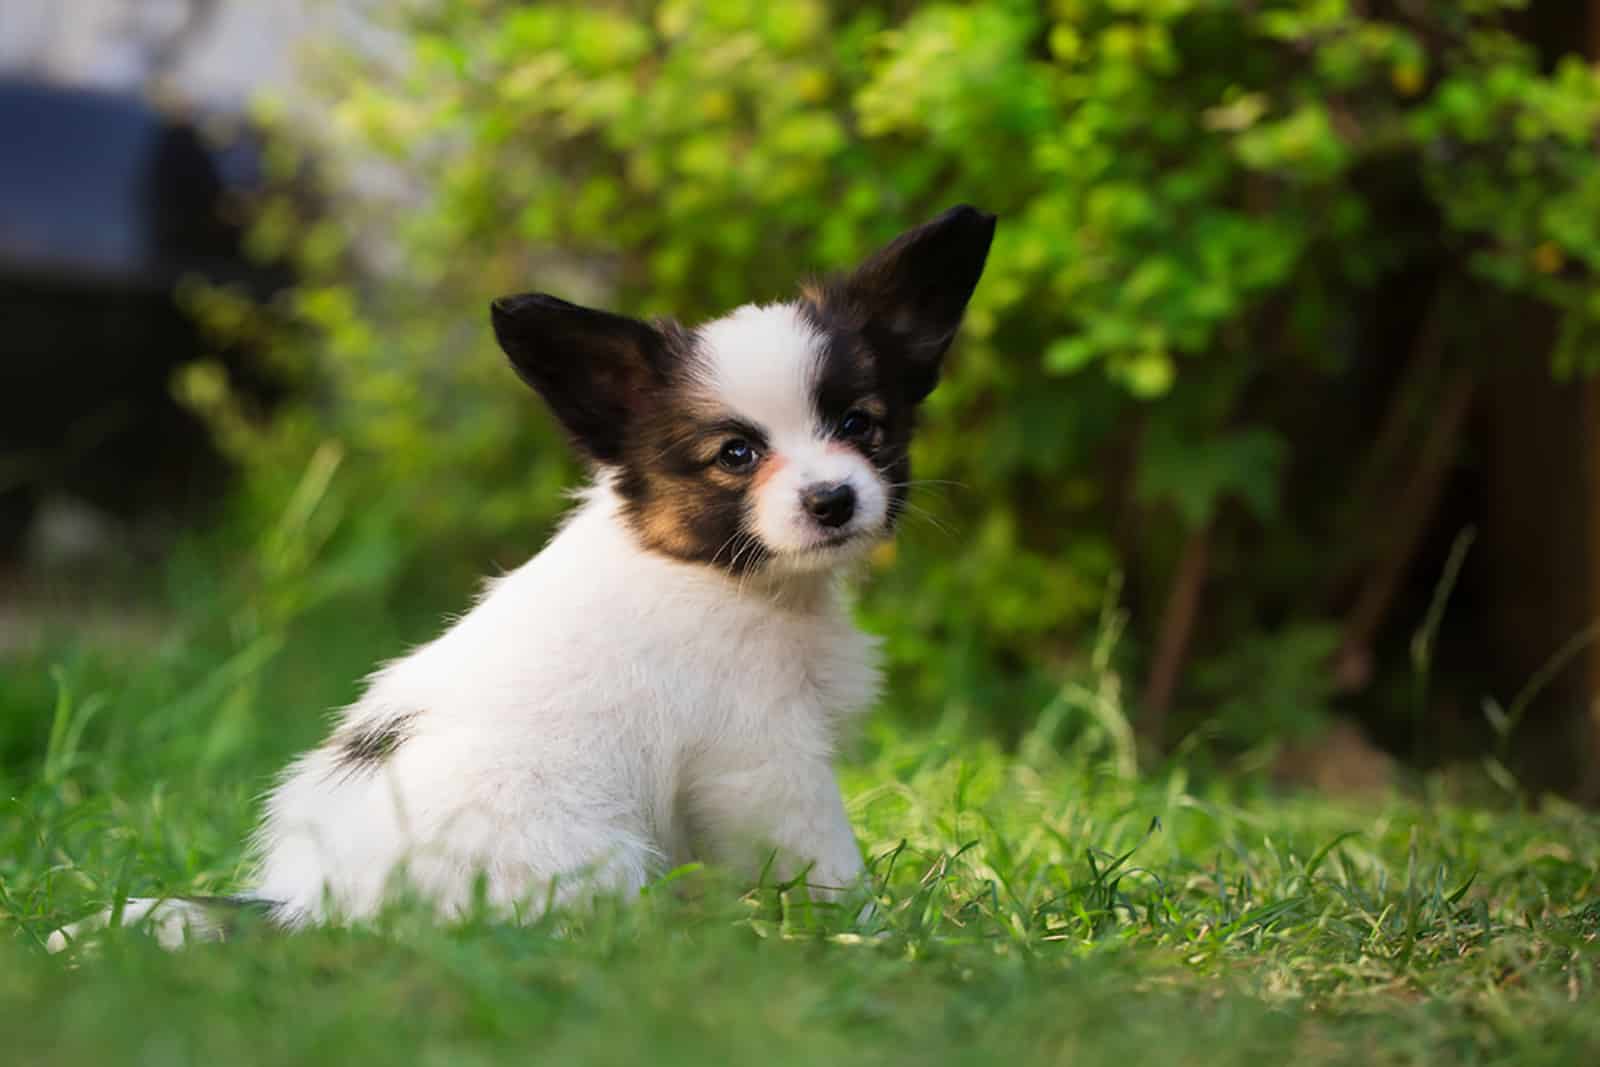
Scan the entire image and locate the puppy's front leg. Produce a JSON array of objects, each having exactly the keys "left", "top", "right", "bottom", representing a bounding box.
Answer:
[{"left": 690, "top": 757, "right": 864, "bottom": 901}]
